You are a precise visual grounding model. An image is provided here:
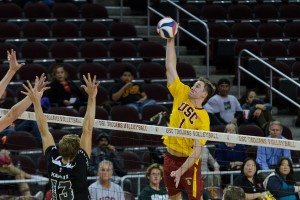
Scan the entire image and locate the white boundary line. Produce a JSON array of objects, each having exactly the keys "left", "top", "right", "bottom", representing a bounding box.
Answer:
[{"left": 0, "top": 108, "right": 299, "bottom": 150}]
